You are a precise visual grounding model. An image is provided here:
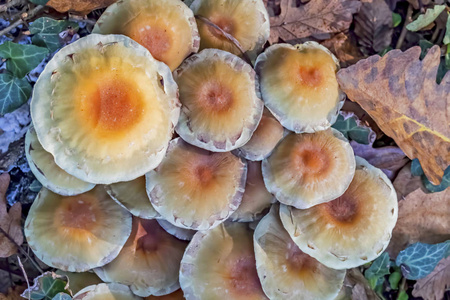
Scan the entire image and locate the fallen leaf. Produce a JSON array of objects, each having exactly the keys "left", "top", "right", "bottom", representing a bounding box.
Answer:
[
  {"left": 268, "top": 0, "right": 361, "bottom": 44},
  {"left": 406, "top": 0, "right": 445, "bottom": 10},
  {"left": 344, "top": 268, "right": 380, "bottom": 300},
  {"left": 386, "top": 188, "right": 450, "bottom": 257},
  {"left": 46, "top": 0, "right": 116, "bottom": 14},
  {"left": 393, "top": 162, "right": 425, "bottom": 199},
  {"left": 337, "top": 45, "right": 450, "bottom": 185},
  {"left": 321, "top": 33, "right": 366, "bottom": 67},
  {"left": 354, "top": 0, "right": 393, "bottom": 53},
  {"left": 350, "top": 140, "right": 409, "bottom": 180},
  {"left": 0, "top": 173, "right": 23, "bottom": 257},
  {"left": 412, "top": 256, "right": 450, "bottom": 300},
  {"left": 0, "top": 285, "right": 26, "bottom": 300}
]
